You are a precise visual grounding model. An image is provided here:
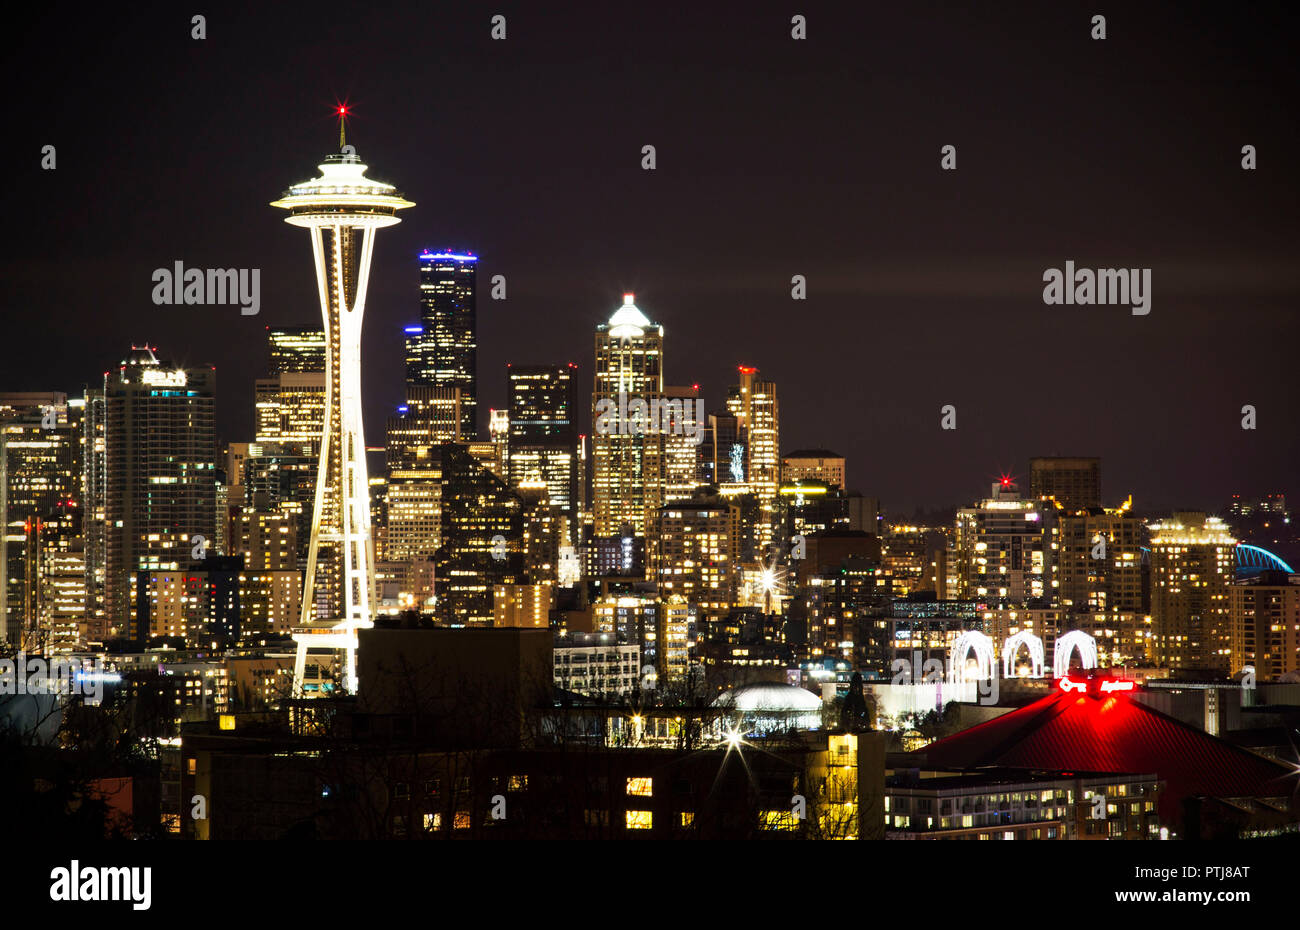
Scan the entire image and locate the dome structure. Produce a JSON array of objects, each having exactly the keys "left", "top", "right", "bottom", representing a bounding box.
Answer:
[{"left": 713, "top": 682, "right": 824, "bottom": 736}]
